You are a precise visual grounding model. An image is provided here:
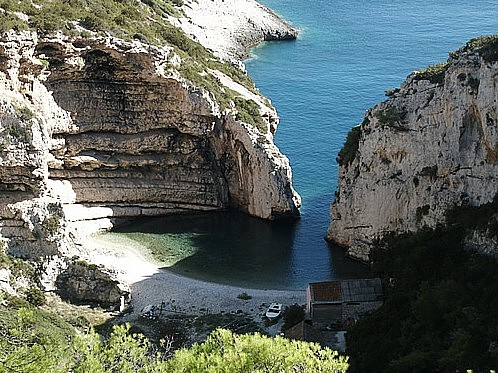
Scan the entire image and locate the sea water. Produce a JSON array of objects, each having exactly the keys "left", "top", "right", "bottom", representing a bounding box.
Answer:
[{"left": 111, "top": 1, "right": 498, "bottom": 290}]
